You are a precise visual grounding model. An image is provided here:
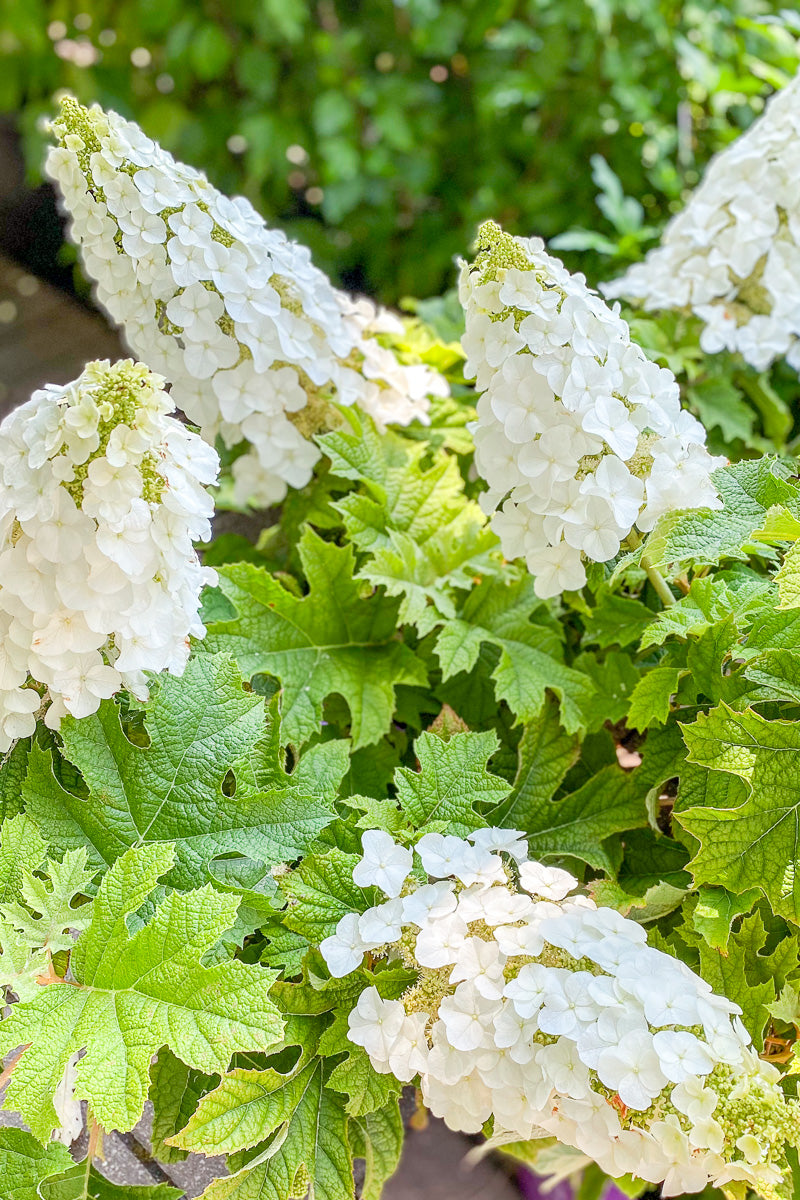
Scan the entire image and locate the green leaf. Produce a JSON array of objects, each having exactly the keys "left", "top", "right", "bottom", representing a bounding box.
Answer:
[
  {"left": 326, "top": 1042, "right": 401, "bottom": 1117},
  {"left": 260, "top": 921, "right": 310, "bottom": 978},
  {"left": 24, "top": 656, "right": 333, "bottom": 888},
  {"left": 626, "top": 666, "right": 685, "bottom": 731},
  {"left": 189, "top": 23, "right": 232, "bottom": 81},
  {"left": 690, "top": 886, "right": 760, "bottom": 951},
  {"left": 149, "top": 1049, "right": 216, "bottom": 1164},
  {"left": 0, "top": 843, "right": 283, "bottom": 1140},
  {"left": 640, "top": 575, "right": 771, "bottom": 649},
  {"left": 0, "top": 918, "right": 49, "bottom": 1002},
  {"left": 319, "top": 408, "right": 477, "bottom": 553},
  {"left": 0, "top": 1129, "right": 73, "bottom": 1200},
  {"left": 280, "top": 849, "right": 376, "bottom": 943},
  {"left": 487, "top": 703, "right": 579, "bottom": 829},
  {"left": 0, "top": 739, "right": 29, "bottom": 821},
  {"left": 680, "top": 703, "right": 800, "bottom": 919},
  {"left": 435, "top": 577, "right": 594, "bottom": 734},
  {"left": 0, "top": 813, "right": 46, "bottom": 902},
  {"left": 685, "top": 615, "right": 743, "bottom": 705},
  {"left": 0, "top": 848, "right": 95, "bottom": 955},
  {"left": 574, "top": 651, "right": 640, "bottom": 731},
  {"left": 318, "top": 409, "right": 498, "bottom": 633},
  {"left": 687, "top": 376, "right": 755, "bottom": 444},
  {"left": 747, "top": 605, "right": 800, "bottom": 652},
  {"left": 361, "top": 526, "right": 497, "bottom": 635},
  {"left": 393, "top": 730, "right": 507, "bottom": 834},
  {"left": 521, "top": 763, "right": 649, "bottom": 873},
  {"left": 581, "top": 592, "right": 654, "bottom": 649},
  {"left": 40, "top": 1165, "right": 183, "bottom": 1200},
  {"left": 615, "top": 828, "right": 691, "bottom": 893},
  {"left": 350, "top": 1101, "right": 403, "bottom": 1200},
  {"left": 170, "top": 1064, "right": 315, "bottom": 1157},
  {"left": 646, "top": 457, "right": 799, "bottom": 571},
  {"left": 697, "top": 910, "right": 794, "bottom": 1047},
  {"left": 776, "top": 540, "right": 800, "bottom": 609},
  {"left": 206, "top": 529, "right": 427, "bottom": 749},
  {"left": 744, "top": 648, "right": 800, "bottom": 703},
  {"left": 736, "top": 371, "right": 792, "bottom": 446},
  {"left": 0, "top": 816, "right": 53, "bottom": 1001},
  {"left": 768, "top": 981, "right": 800, "bottom": 1027},
  {"left": 174, "top": 1061, "right": 354, "bottom": 1200},
  {"left": 587, "top": 878, "right": 686, "bottom": 921}
]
